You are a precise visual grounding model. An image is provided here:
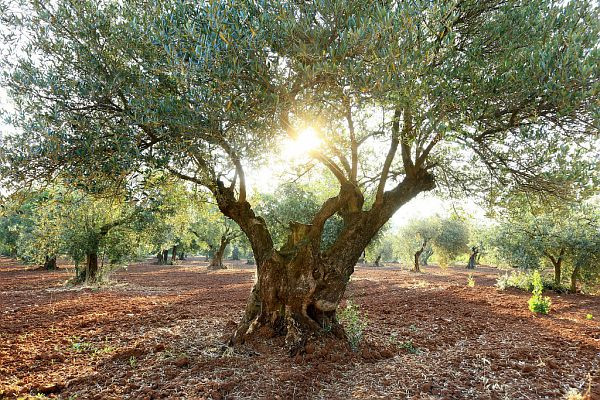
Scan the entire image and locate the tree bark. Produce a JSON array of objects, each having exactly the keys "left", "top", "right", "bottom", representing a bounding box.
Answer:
[
  {"left": 208, "top": 236, "right": 229, "bottom": 270},
  {"left": 171, "top": 245, "right": 177, "bottom": 263},
  {"left": 157, "top": 252, "right": 164, "bottom": 264},
  {"left": 162, "top": 249, "right": 169, "bottom": 265},
  {"left": 420, "top": 247, "right": 433, "bottom": 266},
  {"left": 80, "top": 251, "right": 99, "bottom": 283},
  {"left": 547, "top": 249, "right": 564, "bottom": 287},
  {"left": 43, "top": 255, "right": 57, "bottom": 270},
  {"left": 213, "top": 169, "right": 435, "bottom": 351},
  {"left": 570, "top": 264, "right": 579, "bottom": 293},
  {"left": 414, "top": 239, "right": 428, "bottom": 272}
]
